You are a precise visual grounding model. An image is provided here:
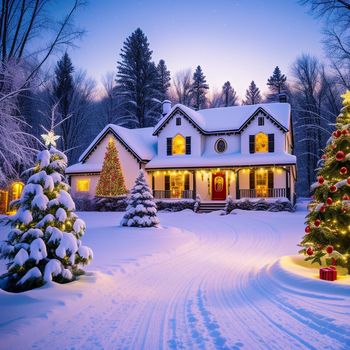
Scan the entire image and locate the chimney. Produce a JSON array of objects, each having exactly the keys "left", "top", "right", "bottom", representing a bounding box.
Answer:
[
  {"left": 162, "top": 100, "right": 171, "bottom": 116},
  {"left": 278, "top": 93, "right": 287, "bottom": 103}
]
